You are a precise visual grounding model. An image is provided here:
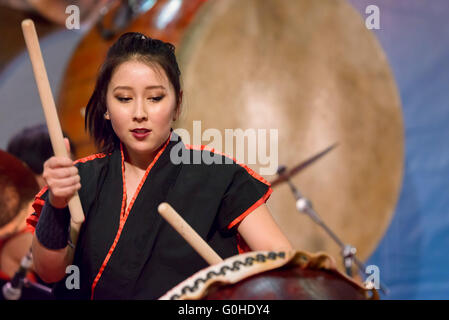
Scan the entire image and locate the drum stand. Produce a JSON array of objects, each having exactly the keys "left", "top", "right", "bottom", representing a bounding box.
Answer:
[{"left": 279, "top": 168, "right": 390, "bottom": 295}]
